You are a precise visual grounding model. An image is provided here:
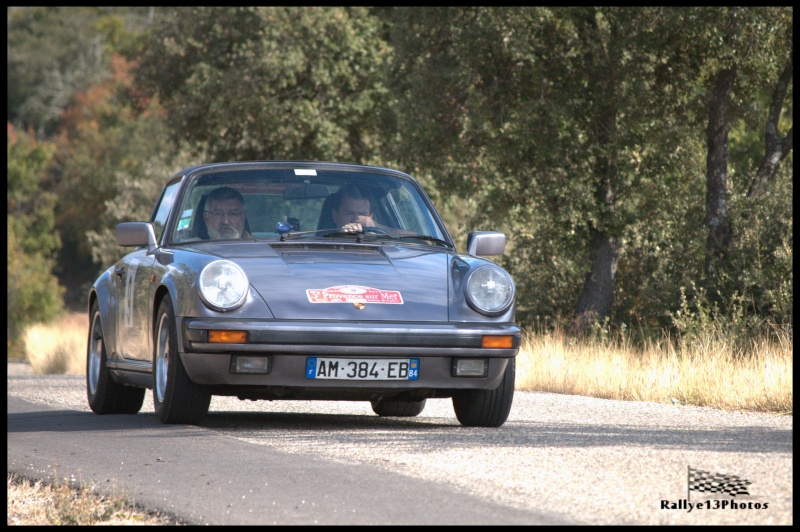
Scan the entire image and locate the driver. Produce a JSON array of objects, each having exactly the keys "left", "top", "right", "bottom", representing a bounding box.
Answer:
[
  {"left": 331, "top": 184, "right": 381, "bottom": 233},
  {"left": 203, "top": 186, "right": 250, "bottom": 240}
]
